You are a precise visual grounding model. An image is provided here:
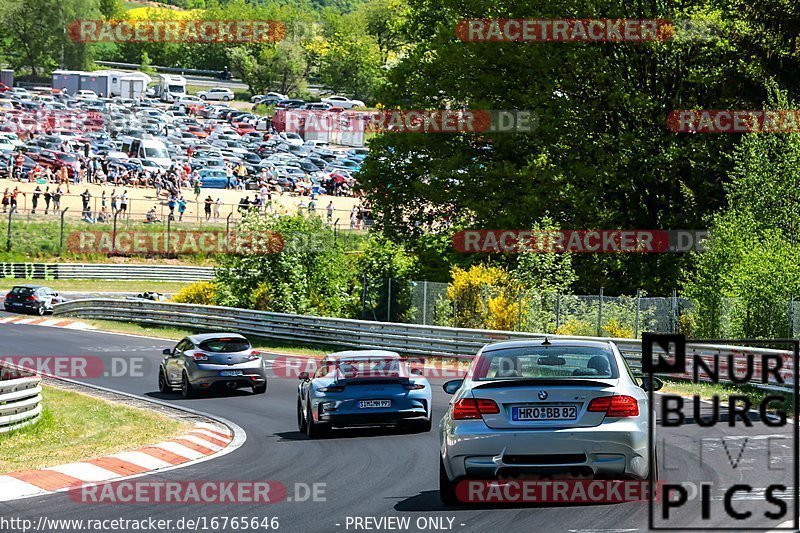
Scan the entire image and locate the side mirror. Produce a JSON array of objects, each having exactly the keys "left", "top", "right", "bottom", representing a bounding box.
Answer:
[
  {"left": 162, "top": 348, "right": 172, "bottom": 356},
  {"left": 443, "top": 379, "right": 463, "bottom": 395},
  {"left": 641, "top": 376, "right": 664, "bottom": 392},
  {"left": 298, "top": 372, "right": 310, "bottom": 381}
]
